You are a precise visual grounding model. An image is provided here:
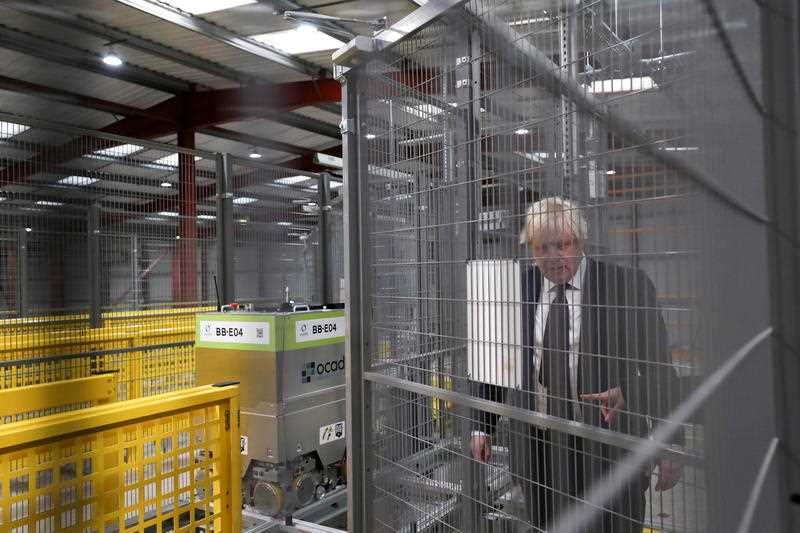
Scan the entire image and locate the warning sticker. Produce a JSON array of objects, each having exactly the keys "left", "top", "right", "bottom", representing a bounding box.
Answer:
[
  {"left": 319, "top": 421, "right": 345, "bottom": 445},
  {"left": 240, "top": 435, "right": 248, "bottom": 456}
]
